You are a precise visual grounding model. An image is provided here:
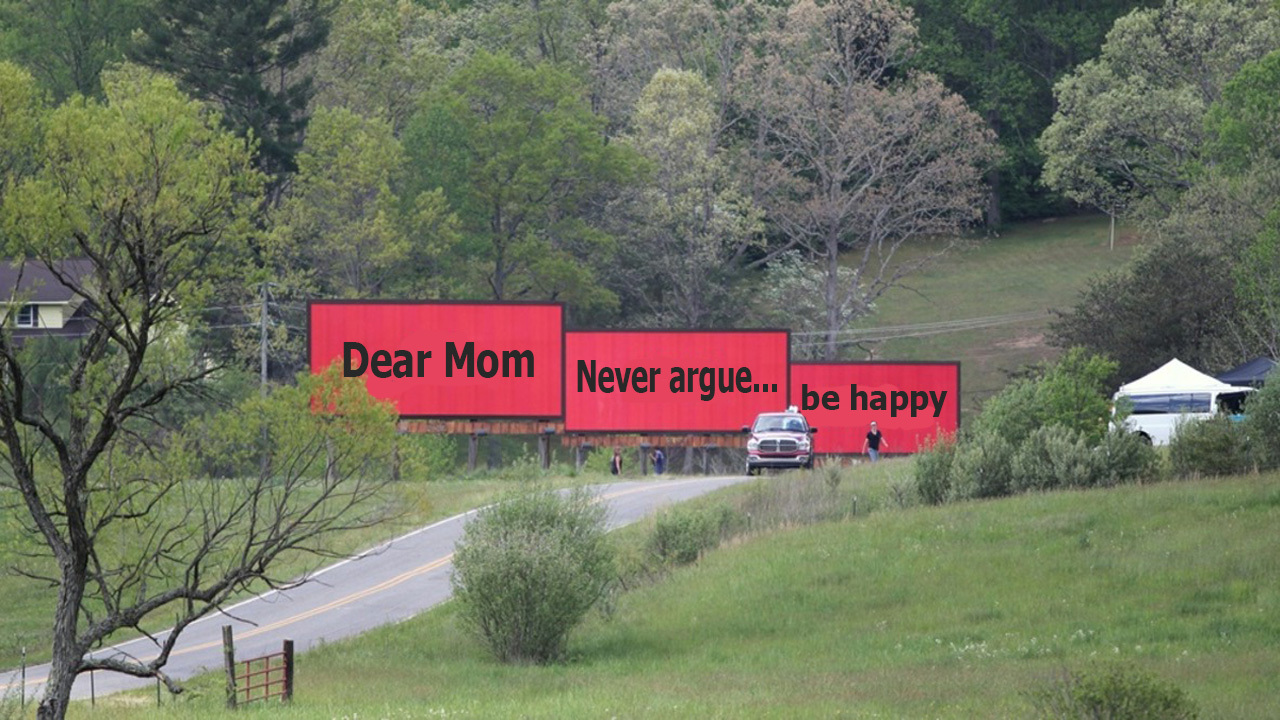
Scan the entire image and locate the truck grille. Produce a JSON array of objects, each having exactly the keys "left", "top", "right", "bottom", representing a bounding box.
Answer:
[{"left": 759, "top": 439, "right": 798, "bottom": 453}]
